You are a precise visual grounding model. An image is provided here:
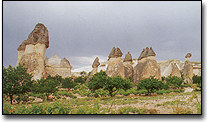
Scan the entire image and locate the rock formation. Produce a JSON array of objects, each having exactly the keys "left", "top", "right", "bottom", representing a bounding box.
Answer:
[
  {"left": 182, "top": 53, "right": 193, "bottom": 84},
  {"left": 85, "top": 57, "right": 100, "bottom": 83},
  {"left": 45, "top": 54, "right": 72, "bottom": 78},
  {"left": 106, "top": 47, "right": 125, "bottom": 78},
  {"left": 123, "top": 52, "right": 133, "bottom": 79},
  {"left": 17, "top": 23, "right": 49, "bottom": 80},
  {"left": 133, "top": 47, "right": 161, "bottom": 83}
]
